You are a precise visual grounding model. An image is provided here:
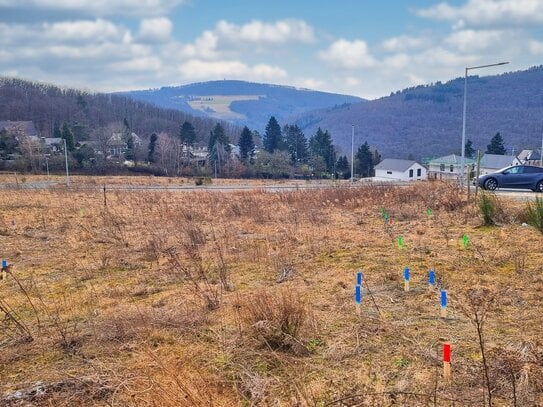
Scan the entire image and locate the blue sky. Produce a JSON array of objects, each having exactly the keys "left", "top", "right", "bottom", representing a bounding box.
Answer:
[{"left": 1, "top": 0, "right": 542, "bottom": 98}]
